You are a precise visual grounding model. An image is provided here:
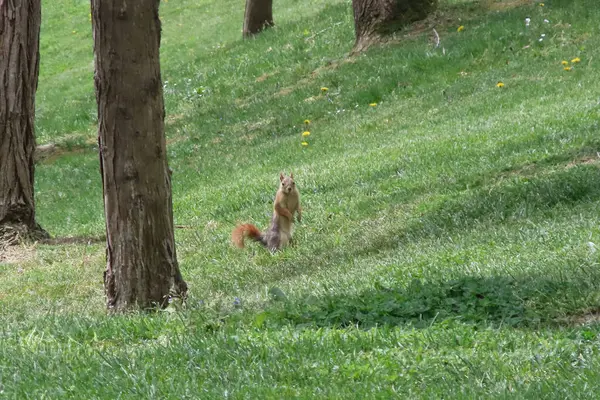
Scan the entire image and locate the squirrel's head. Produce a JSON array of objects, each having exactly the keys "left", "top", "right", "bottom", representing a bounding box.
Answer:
[{"left": 279, "top": 172, "right": 296, "bottom": 194}]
